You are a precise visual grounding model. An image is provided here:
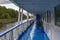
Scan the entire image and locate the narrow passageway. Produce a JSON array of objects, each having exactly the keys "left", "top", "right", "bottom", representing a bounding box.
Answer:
[
  {"left": 29, "top": 14, "right": 49, "bottom": 40},
  {"left": 18, "top": 14, "right": 49, "bottom": 40},
  {"left": 18, "top": 22, "right": 34, "bottom": 40},
  {"left": 18, "top": 22, "right": 49, "bottom": 40},
  {"left": 28, "top": 21, "right": 49, "bottom": 40},
  {"left": 31, "top": 26, "right": 49, "bottom": 40}
]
